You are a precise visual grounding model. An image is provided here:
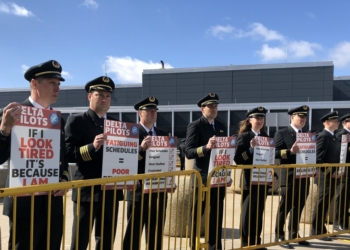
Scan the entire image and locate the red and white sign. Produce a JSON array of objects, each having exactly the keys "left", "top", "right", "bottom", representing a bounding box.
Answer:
[
  {"left": 338, "top": 134, "right": 349, "bottom": 176},
  {"left": 252, "top": 136, "right": 274, "bottom": 185},
  {"left": 144, "top": 136, "right": 177, "bottom": 193},
  {"left": 296, "top": 132, "right": 317, "bottom": 178},
  {"left": 208, "top": 136, "right": 236, "bottom": 187},
  {"left": 102, "top": 120, "right": 139, "bottom": 189},
  {"left": 10, "top": 106, "right": 61, "bottom": 193}
]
